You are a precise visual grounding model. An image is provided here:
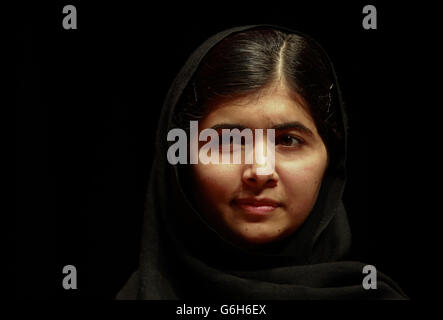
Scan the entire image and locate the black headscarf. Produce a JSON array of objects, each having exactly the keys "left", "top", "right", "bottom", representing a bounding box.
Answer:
[{"left": 117, "top": 25, "right": 407, "bottom": 300}]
